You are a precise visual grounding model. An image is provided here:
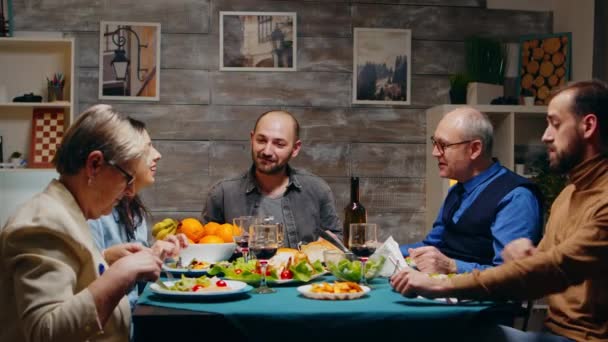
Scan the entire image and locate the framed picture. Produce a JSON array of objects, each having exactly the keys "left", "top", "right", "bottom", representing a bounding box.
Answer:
[
  {"left": 353, "top": 28, "right": 412, "bottom": 105},
  {"left": 99, "top": 21, "right": 161, "bottom": 101},
  {"left": 0, "top": 0, "right": 13, "bottom": 37},
  {"left": 29, "top": 108, "right": 65, "bottom": 168},
  {"left": 517, "top": 32, "right": 572, "bottom": 105},
  {"left": 220, "top": 11, "right": 297, "bottom": 71}
]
